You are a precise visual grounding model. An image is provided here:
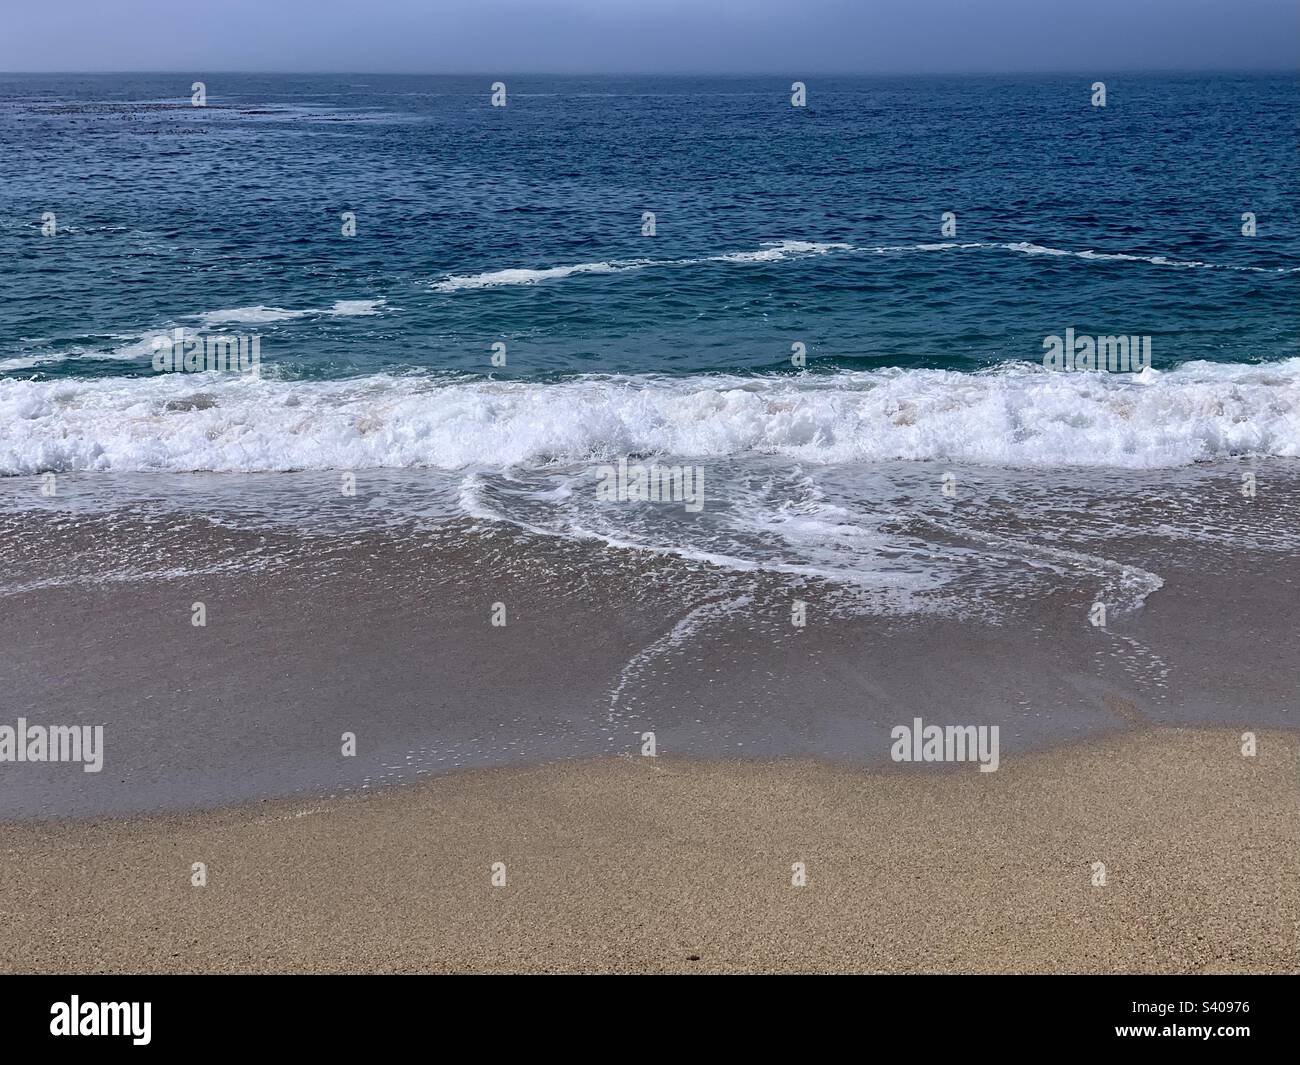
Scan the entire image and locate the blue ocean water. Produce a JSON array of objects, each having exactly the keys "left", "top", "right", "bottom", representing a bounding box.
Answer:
[
  {"left": 0, "top": 72, "right": 1298, "bottom": 480},
  {"left": 1, "top": 72, "right": 1296, "bottom": 382}
]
